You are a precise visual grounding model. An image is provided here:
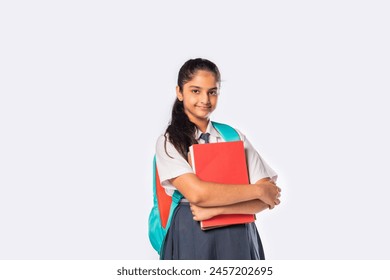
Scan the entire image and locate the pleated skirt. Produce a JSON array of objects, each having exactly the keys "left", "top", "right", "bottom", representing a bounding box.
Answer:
[{"left": 161, "top": 202, "right": 265, "bottom": 260}]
